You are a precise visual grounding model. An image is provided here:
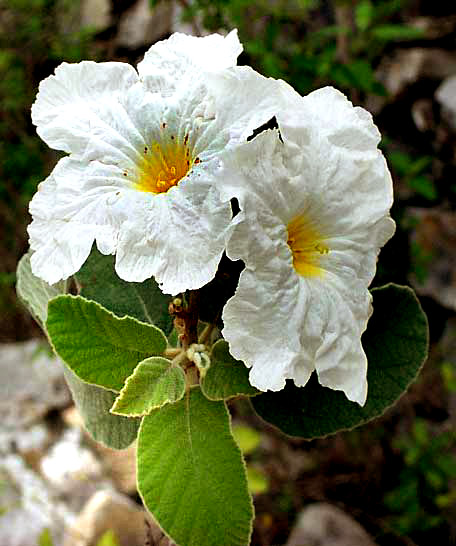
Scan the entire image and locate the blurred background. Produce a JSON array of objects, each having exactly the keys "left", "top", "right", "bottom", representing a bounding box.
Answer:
[{"left": 0, "top": 1, "right": 455, "bottom": 545}]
